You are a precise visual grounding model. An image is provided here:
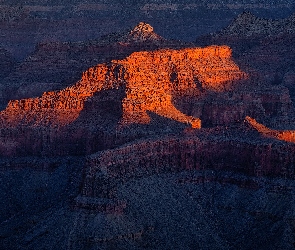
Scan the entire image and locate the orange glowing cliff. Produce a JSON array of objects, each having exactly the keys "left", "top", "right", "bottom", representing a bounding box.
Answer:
[
  {"left": 0, "top": 46, "right": 246, "bottom": 128},
  {"left": 245, "top": 116, "right": 295, "bottom": 143}
]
